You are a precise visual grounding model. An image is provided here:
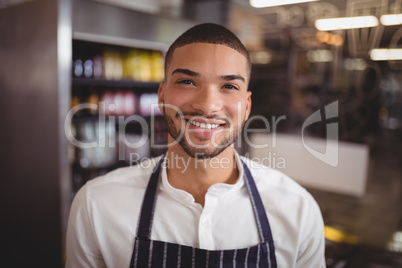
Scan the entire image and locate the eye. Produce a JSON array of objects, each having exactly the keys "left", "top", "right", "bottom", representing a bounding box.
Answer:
[
  {"left": 223, "top": 84, "right": 239, "bottom": 90},
  {"left": 178, "top": 79, "right": 193, "bottom": 85}
]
